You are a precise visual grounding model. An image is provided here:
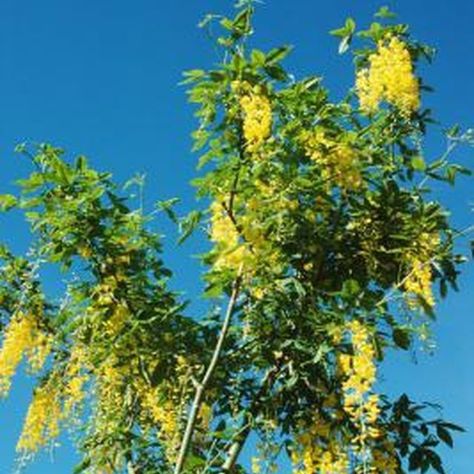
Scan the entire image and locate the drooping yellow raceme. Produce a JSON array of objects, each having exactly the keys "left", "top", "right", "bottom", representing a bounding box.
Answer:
[
  {"left": 403, "top": 232, "right": 440, "bottom": 309},
  {"left": 137, "top": 356, "right": 192, "bottom": 464},
  {"left": 64, "top": 345, "right": 89, "bottom": 417},
  {"left": 338, "top": 321, "right": 381, "bottom": 465},
  {"left": 95, "top": 359, "right": 127, "bottom": 434},
  {"left": 140, "top": 386, "right": 180, "bottom": 462},
  {"left": 356, "top": 35, "right": 420, "bottom": 115},
  {"left": 292, "top": 396, "right": 350, "bottom": 474},
  {"left": 404, "top": 258, "right": 435, "bottom": 308},
  {"left": 302, "top": 130, "right": 363, "bottom": 190},
  {"left": 0, "top": 312, "right": 52, "bottom": 397},
  {"left": 210, "top": 201, "right": 249, "bottom": 271},
  {"left": 103, "top": 302, "right": 130, "bottom": 336},
  {"left": 293, "top": 443, "right": 349, "bottom": 474},
  {"left": 240, "top": 88, "right": 272, "bottom": 153},
  {"left": 17, "top": 378, "right": 62, "bottom": 453}
]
